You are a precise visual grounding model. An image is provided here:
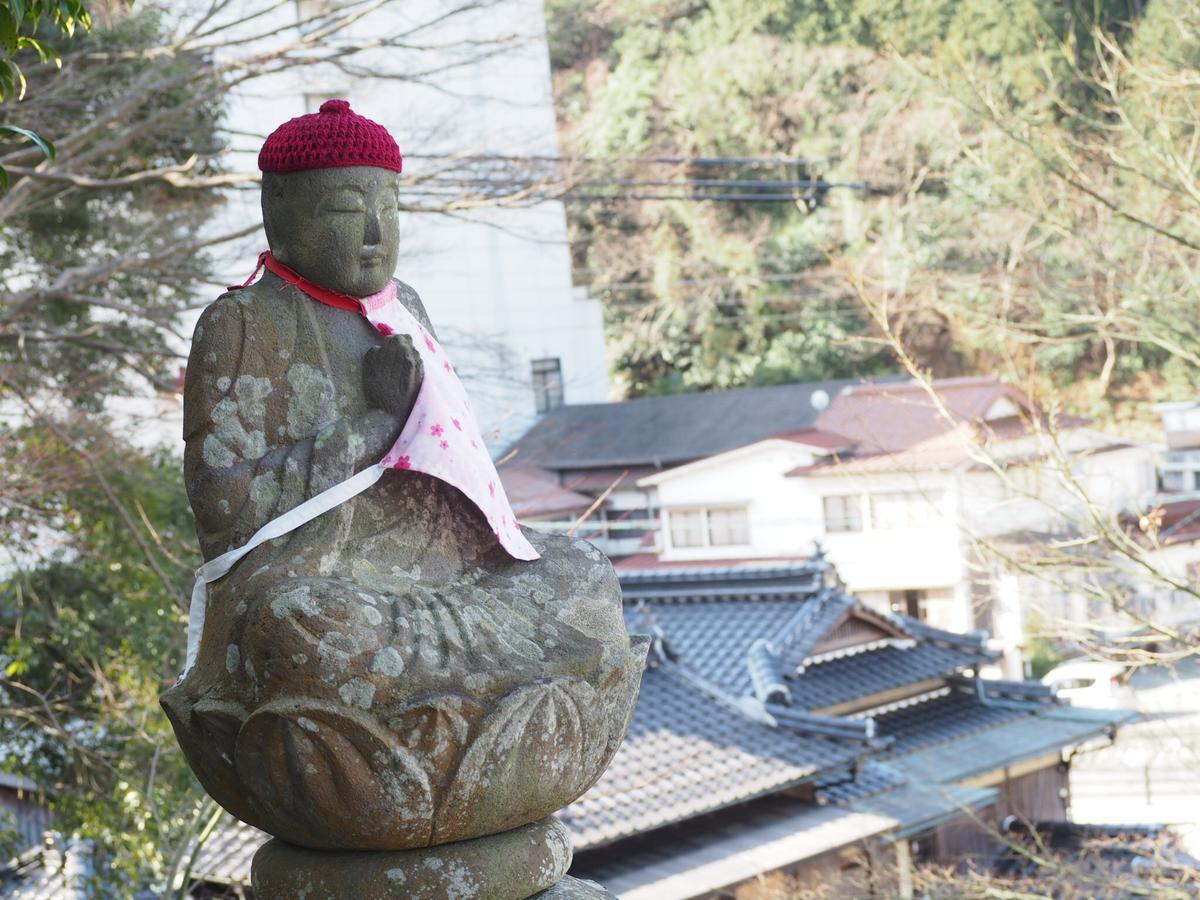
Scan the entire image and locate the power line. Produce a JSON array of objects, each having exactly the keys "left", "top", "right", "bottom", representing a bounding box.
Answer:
[{"left": 403, "top": 153, "right": 838, "bottom": 167}]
